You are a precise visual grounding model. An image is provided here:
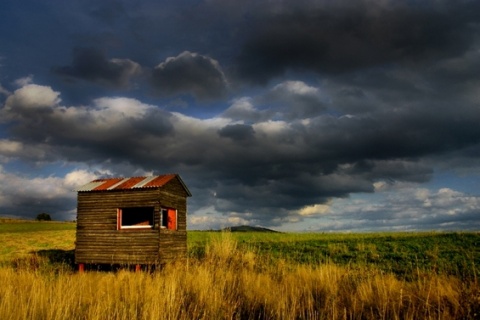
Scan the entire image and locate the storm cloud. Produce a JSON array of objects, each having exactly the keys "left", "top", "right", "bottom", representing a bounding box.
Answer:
[
  {"left": 53, "top": 47, "right": 141, "bottom": 89},
  {"left": 1, "top": 0, "right": 480, "bottom": 231},
  {"left": 235, "top": 0, "right": 480, "bottom": 83},
  {"left": 150, "top": 51, "right": 228, "bottom": 100}
]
